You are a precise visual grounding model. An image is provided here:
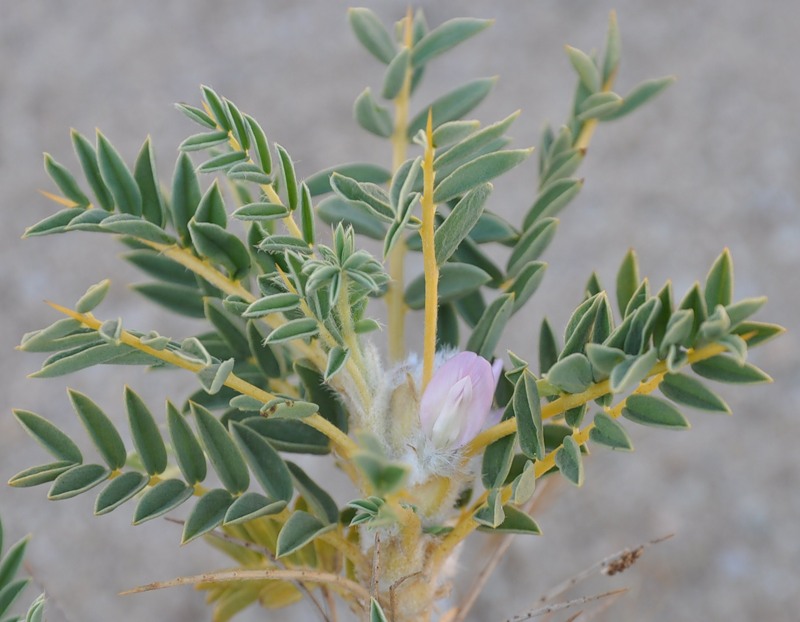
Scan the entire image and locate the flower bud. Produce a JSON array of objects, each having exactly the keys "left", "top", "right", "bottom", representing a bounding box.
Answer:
[{"left": 419, "top": 352, "right": 503, "bottom": 449}]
